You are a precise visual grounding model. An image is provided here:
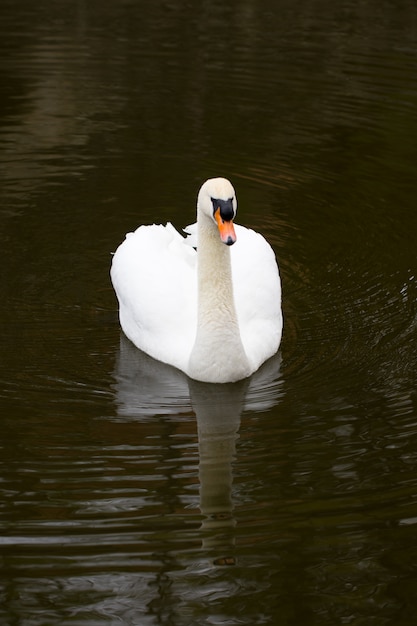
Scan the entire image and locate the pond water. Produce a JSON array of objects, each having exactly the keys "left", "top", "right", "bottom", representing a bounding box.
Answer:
[{"left": 1, "top": 0, "right": 417, "bottom": 624}]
